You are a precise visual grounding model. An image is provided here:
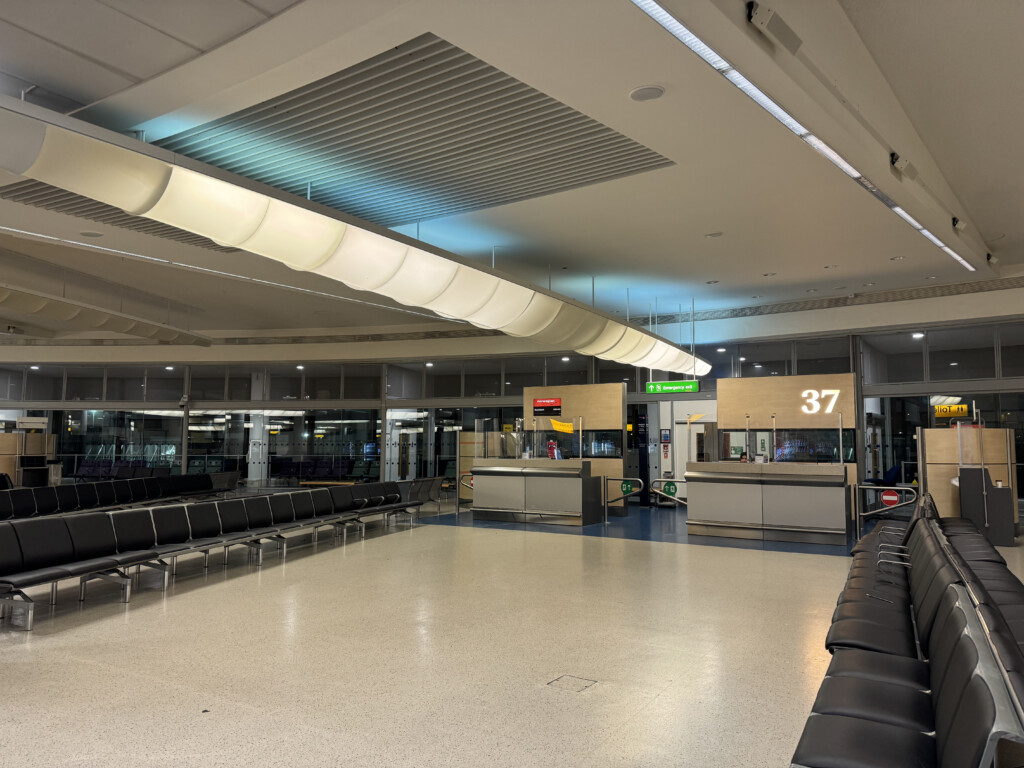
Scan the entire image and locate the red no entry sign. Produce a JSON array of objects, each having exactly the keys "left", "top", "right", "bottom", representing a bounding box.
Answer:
[{"left": 880, "top": 490, "right": 899, "bottom": 507}]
